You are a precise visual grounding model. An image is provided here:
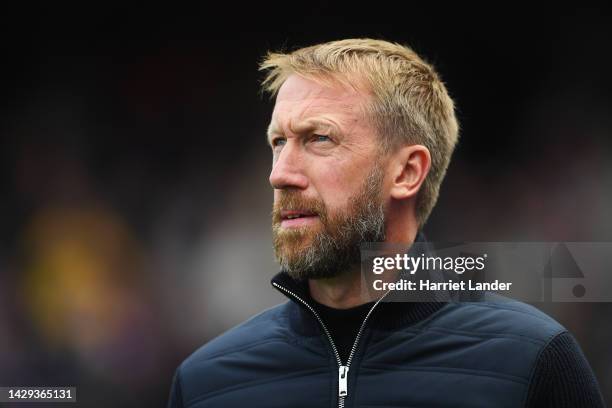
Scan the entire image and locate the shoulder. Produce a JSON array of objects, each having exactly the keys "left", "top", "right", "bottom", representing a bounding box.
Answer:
[
  {"left": 182, "top": 301, "right": 292, "bottom": 368},
  {"left": 423, "top": 295, "right": 566, "bottom": 345},
  {"left": 525, "top": 331, "right": 605, "bottom": 407},
  {"left": 169, "top": 302, "right": 296, "bottom": 407},
  {"left": 394, "top": 296, "right": 573, "bottom": 394}
]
